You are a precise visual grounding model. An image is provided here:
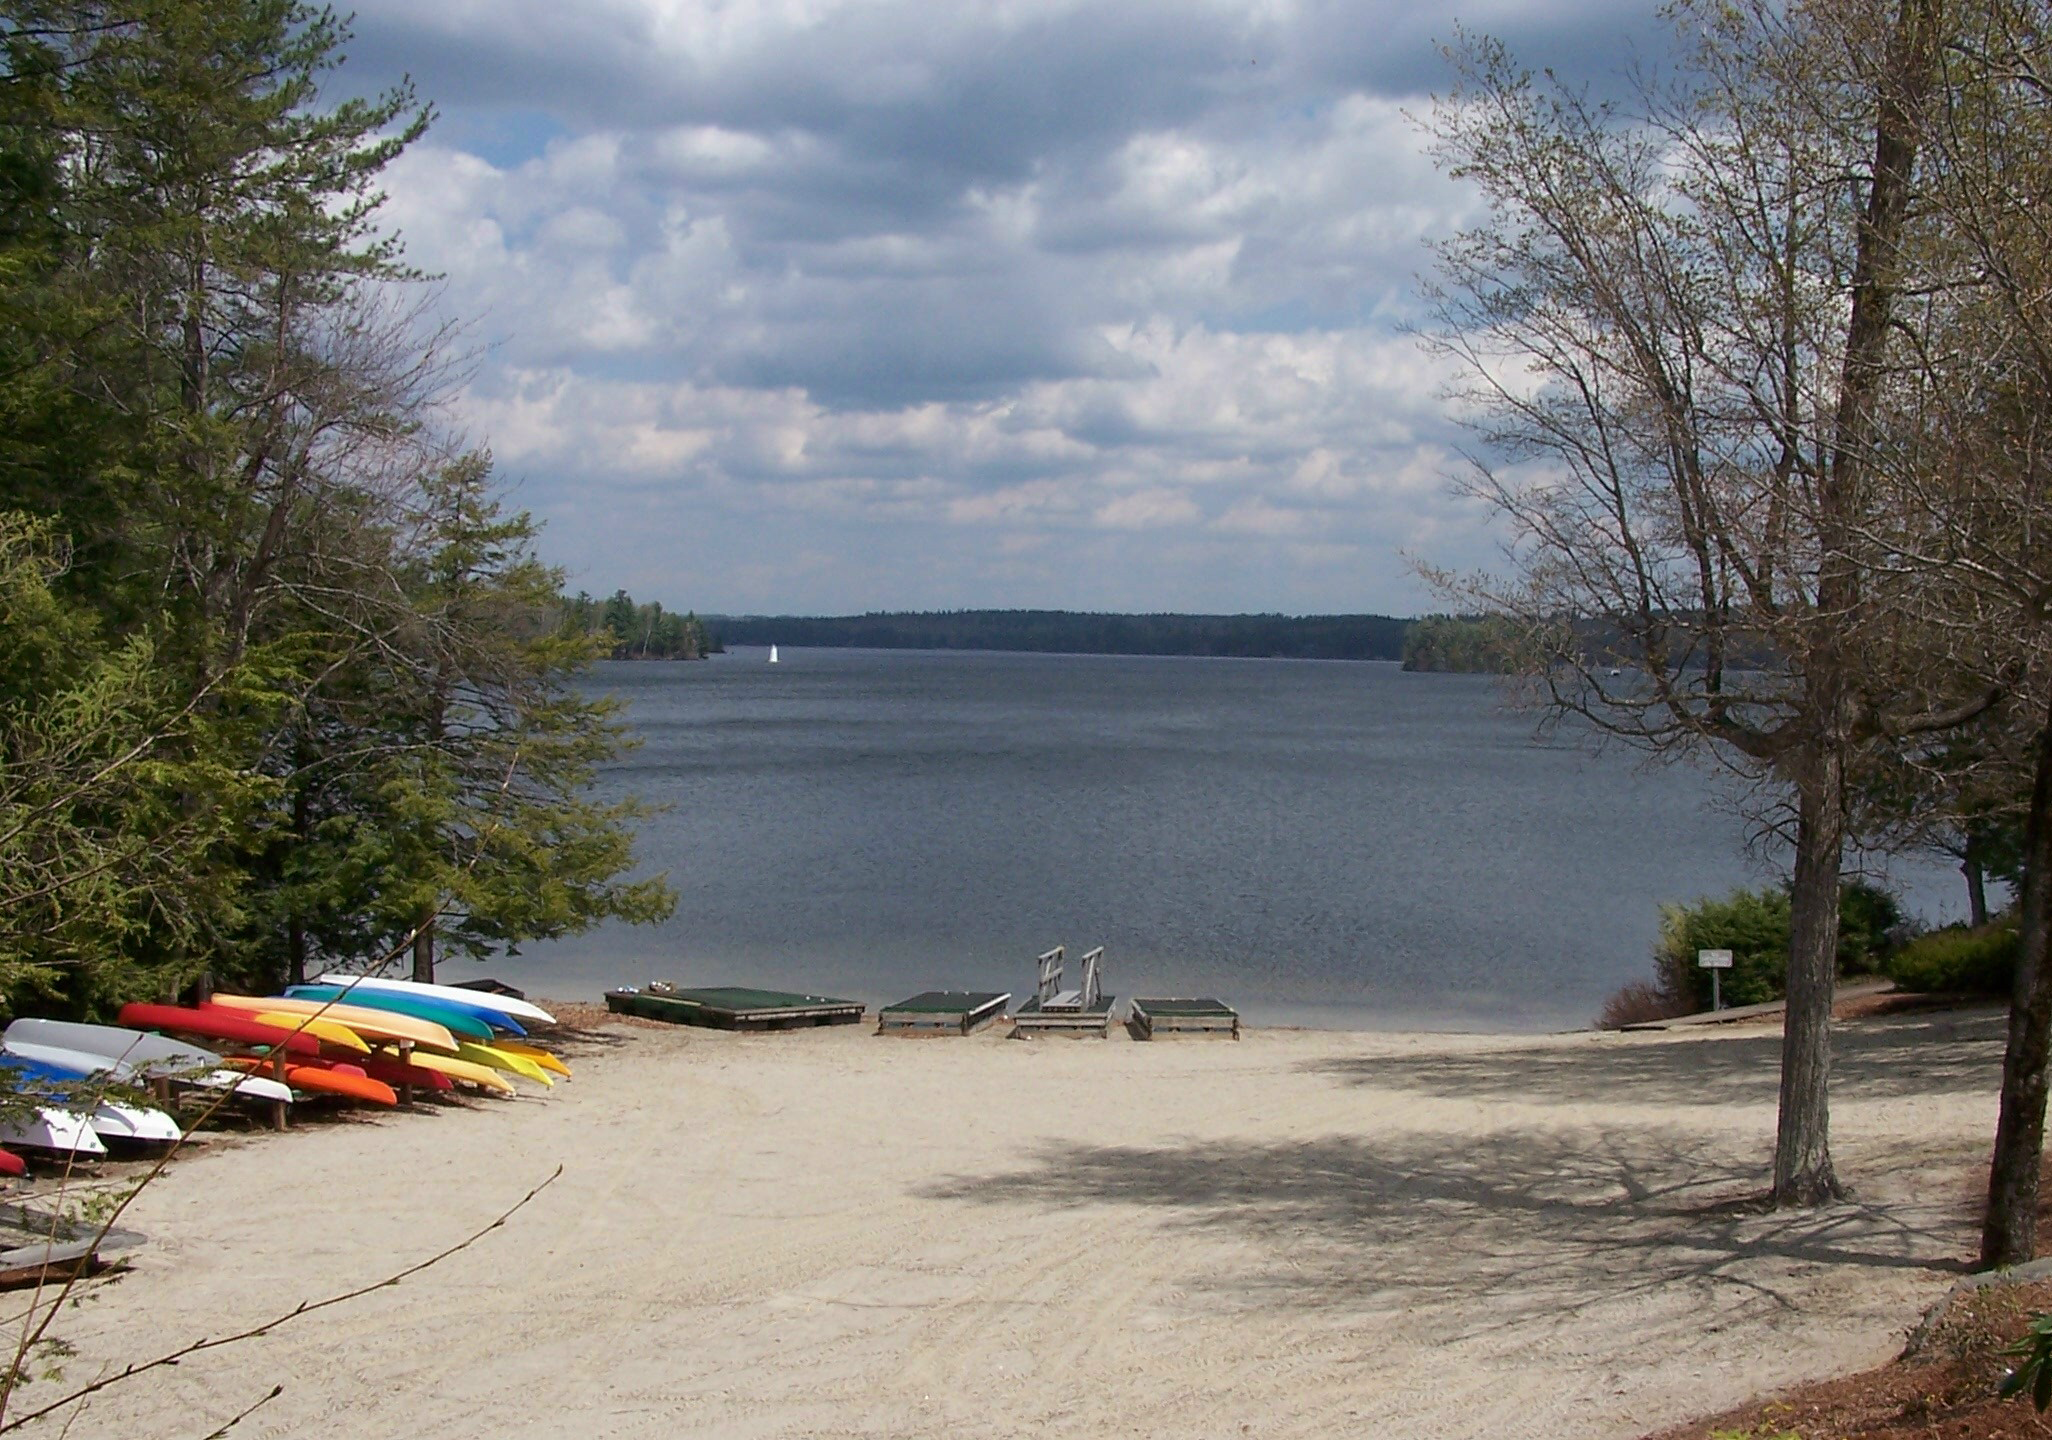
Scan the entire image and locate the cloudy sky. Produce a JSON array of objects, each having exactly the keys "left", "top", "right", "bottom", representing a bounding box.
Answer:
[{"left": 342, "top": 0, "right": 1667, "bottom": 616}]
